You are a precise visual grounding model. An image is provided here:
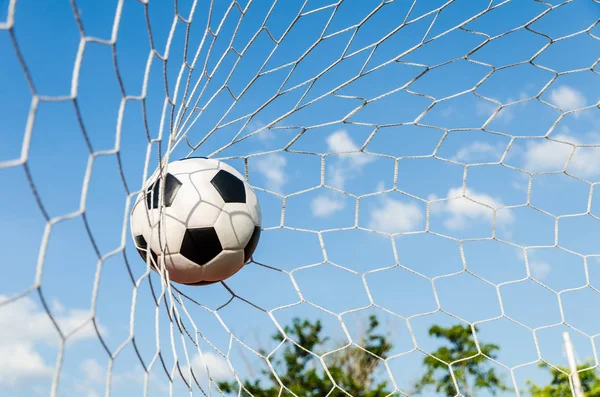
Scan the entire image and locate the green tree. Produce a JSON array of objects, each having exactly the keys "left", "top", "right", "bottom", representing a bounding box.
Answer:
[
  {"left": 413, "top": 324, "right": 509, "bottom": 396},
  {"left": 218, "top": 315, "right": 393, "bottom": 396},
  {"left": 527, "top": 361, "right": 600, "bottom": 396}
]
